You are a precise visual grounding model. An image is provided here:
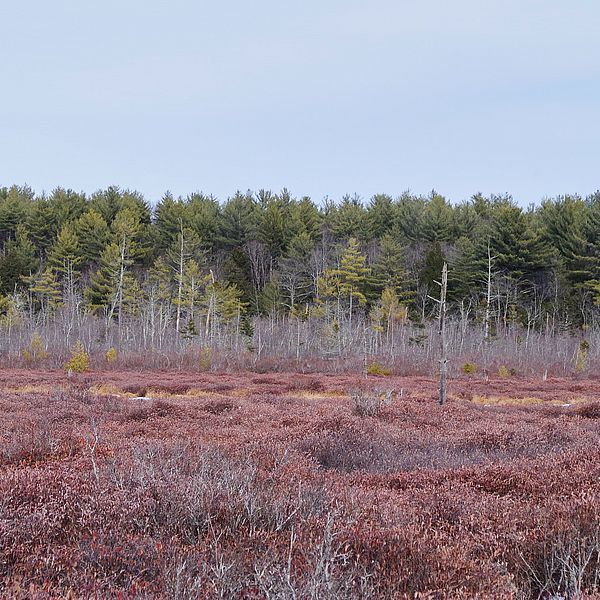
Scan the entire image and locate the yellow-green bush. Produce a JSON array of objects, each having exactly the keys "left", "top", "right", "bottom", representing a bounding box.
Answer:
[
  {"left": 21, "top": 332, "right": 48, "bottom": 363},
  {"left": 199, "top": 347, "right": 213, "bottom": 371},
  {"left": 367, "top": 362, "right": 391, "bottom": 377},
  {"left": 498, "top": 365, "right": 510, "bottom": 378},
  {"left": 65, "top": 341, "right": 90, "bottom": 373},
  {"left": 576, "top": 340, "right": 589, "bottom": 373},
  {"left": 462, "top": 362, "right": 477, "bottom": 375},
  {"left": 105, "top": 347, "right": 117, "bottom": 364}
]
